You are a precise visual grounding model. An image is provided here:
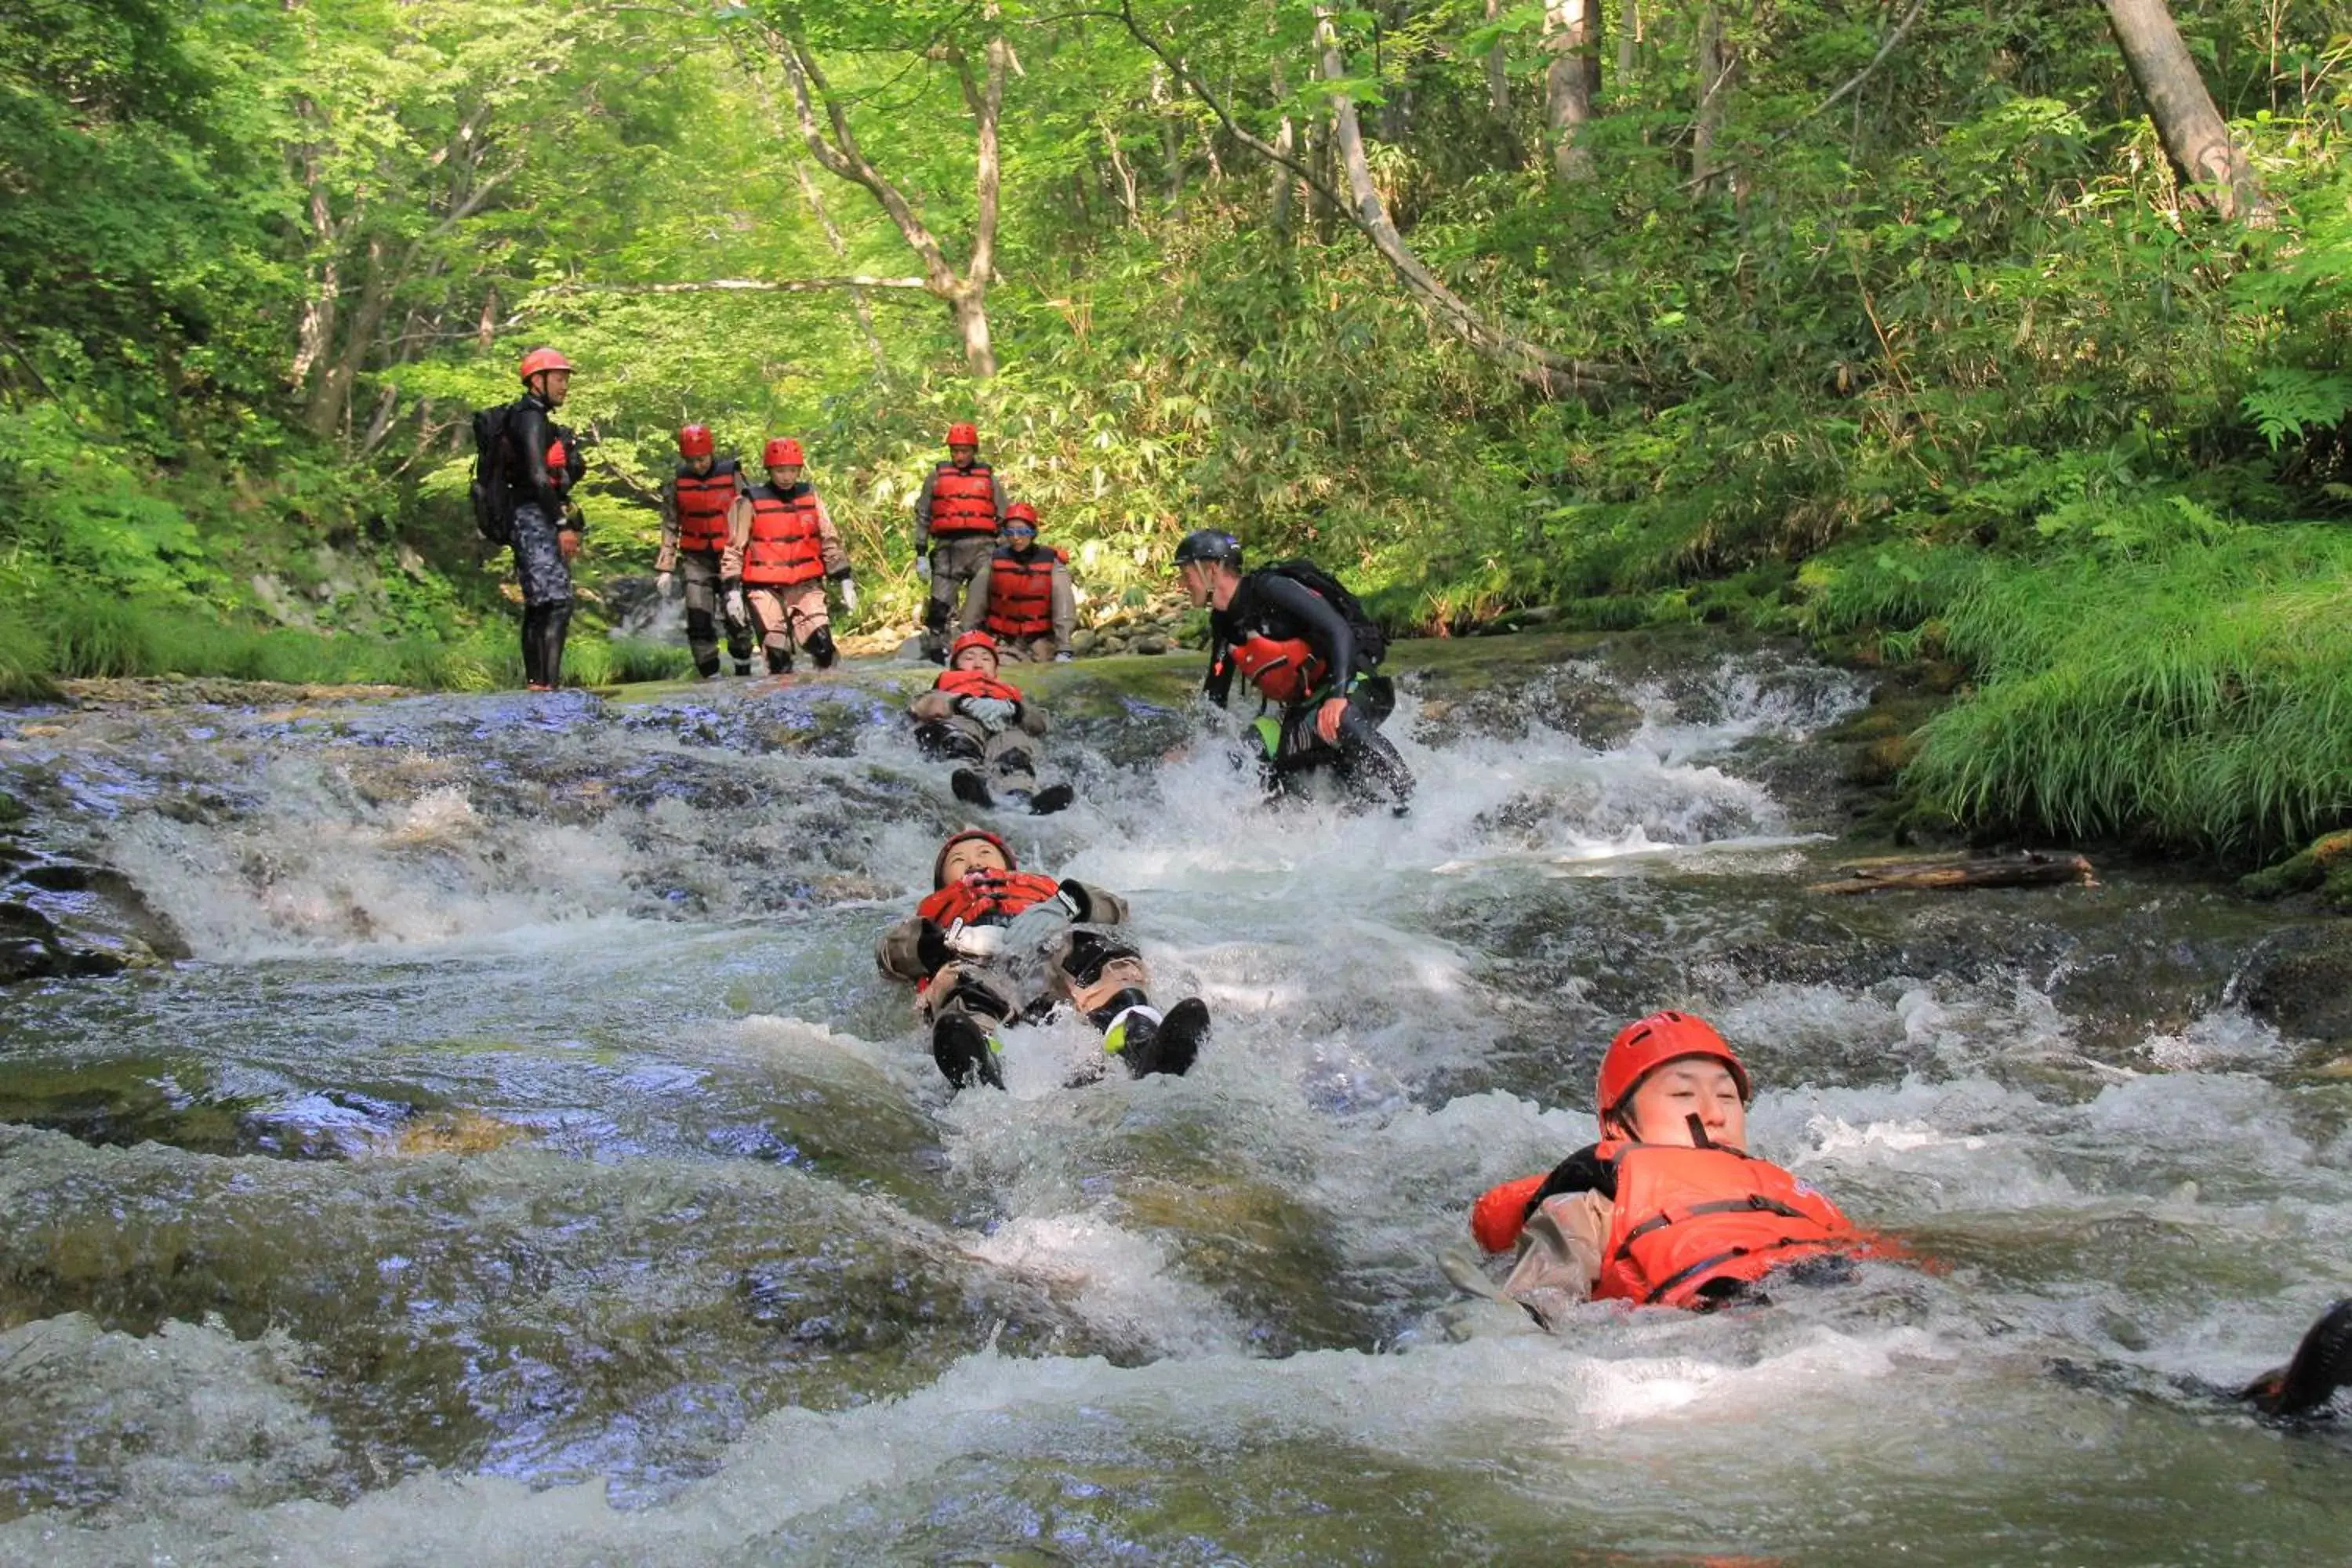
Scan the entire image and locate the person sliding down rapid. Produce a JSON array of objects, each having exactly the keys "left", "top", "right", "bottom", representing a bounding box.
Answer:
[
  {"left": 906, "top": 631, "right": 1073, "bottom": 815},
  {"left": 720, "top": 437, "right": 858, "bottom": 675},
  {"left": 1465, "top": 1009, "right": 2352, "bottom": 1421},
  {"left": 875, "top": 829, "right": 1210, "bottom": 1090},
  {"left": 654, "top": 424, "right": 754, "bottom": 678},
  {"left": 1174, "top": 530, "right": 1415, "bottom": 815},
  {"left": 959, "top": 503, "right": 1076, "bottom": 662}
]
